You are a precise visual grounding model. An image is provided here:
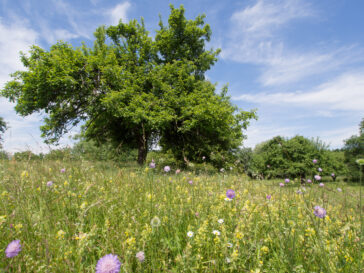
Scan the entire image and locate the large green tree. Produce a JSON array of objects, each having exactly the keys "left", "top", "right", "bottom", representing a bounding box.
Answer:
[{"left": 1, "top": 5, "right": 254, "bottom": 165}]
